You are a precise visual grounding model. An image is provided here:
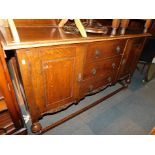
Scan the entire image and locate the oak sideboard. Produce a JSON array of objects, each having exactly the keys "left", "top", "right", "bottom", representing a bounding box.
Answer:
[{"left": 0, "top": 19, "right": 152, "bottom": 134}]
